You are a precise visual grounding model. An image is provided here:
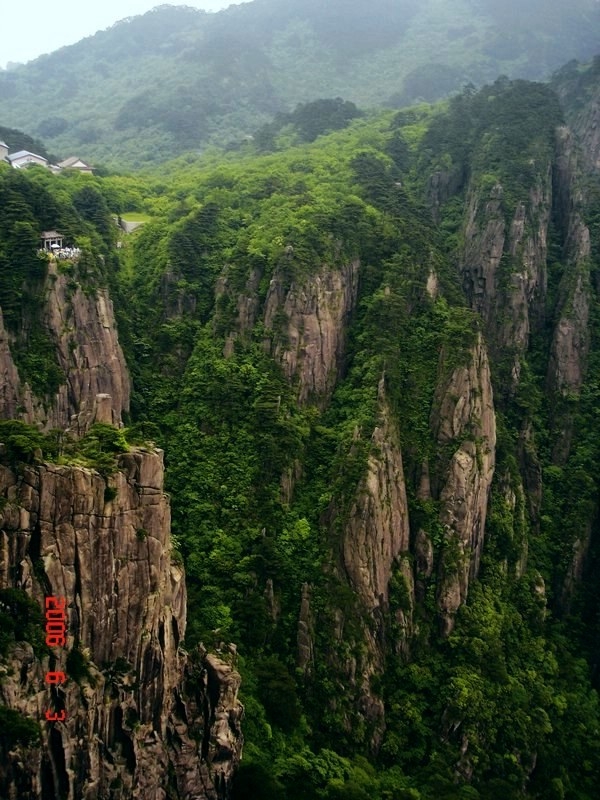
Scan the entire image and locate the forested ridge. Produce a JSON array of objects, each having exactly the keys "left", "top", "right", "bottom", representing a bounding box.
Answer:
[
  {"left": 1, "top": 54, "right": 600, "bottom": 799},
  {"left": 0, "top": 0, "right": 599, "bottom": 166}
]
